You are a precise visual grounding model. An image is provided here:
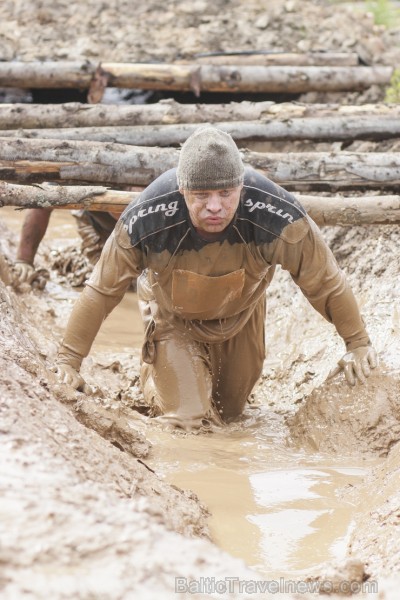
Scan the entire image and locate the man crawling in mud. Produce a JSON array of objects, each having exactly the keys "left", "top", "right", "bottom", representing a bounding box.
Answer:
[{"left": 54, "top": 126, "right": 377, "bottom": 429}]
